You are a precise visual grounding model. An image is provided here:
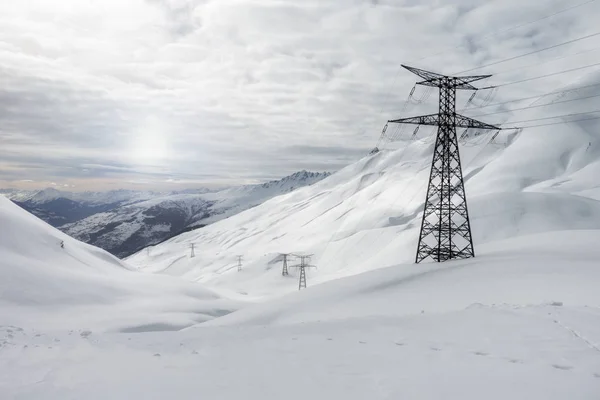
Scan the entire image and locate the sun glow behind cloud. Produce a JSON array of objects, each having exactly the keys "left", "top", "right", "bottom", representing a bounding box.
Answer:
[{"left": 129, "top": 116, "right": 172, "bottom": 166}]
